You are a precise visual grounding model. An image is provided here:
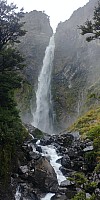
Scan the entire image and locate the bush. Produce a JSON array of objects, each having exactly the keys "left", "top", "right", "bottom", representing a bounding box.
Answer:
[
  {"left": 71, "top": 191, "right": 86, "bottom": 200},
  {"left": 87, "top": 125, "right": 100, "bottom": 141},
  {"left": 85, "top": 181, "right": 97, "bottom": 194}
]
